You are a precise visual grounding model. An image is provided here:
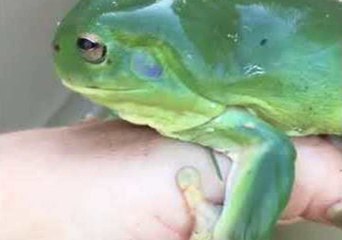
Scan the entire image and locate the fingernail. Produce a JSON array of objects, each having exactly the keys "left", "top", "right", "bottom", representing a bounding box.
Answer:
[{"left": 327, "top": 201, "right": 342, "bottom": 228}]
